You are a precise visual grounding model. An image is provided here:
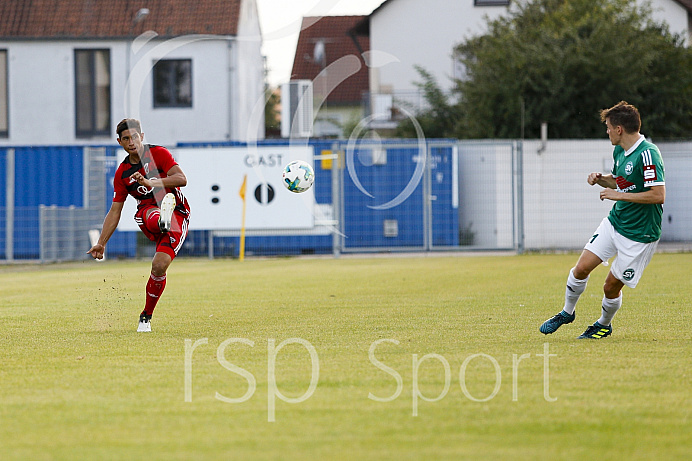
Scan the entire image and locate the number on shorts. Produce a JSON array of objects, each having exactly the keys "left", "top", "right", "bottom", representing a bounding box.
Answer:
[{"left": 590, "top": 233, "right": 599, "bottom": 244}]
